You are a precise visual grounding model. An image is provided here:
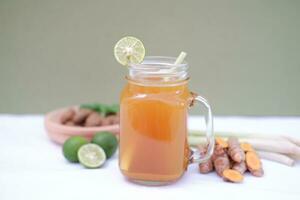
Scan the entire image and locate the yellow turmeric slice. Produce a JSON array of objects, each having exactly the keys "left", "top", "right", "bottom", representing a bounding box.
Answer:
[
  {"left": 215, "top": 137, "right": 228, "bottom": 148},
  {"left": 223, "top": 169, "right": 244, "bottom": 183},
  {"left": 246, "top": 151, "right": 261, "bottom": 171},
  {"left": 240, "top": 142, "right": 255, "bottom": 152}
]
